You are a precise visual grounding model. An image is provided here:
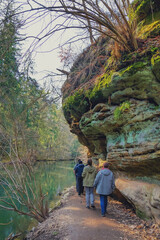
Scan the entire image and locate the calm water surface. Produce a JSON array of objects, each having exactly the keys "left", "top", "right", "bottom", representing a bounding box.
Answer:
[{"left": 0, "top": 161, "right": 75, "bottom": 240}]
